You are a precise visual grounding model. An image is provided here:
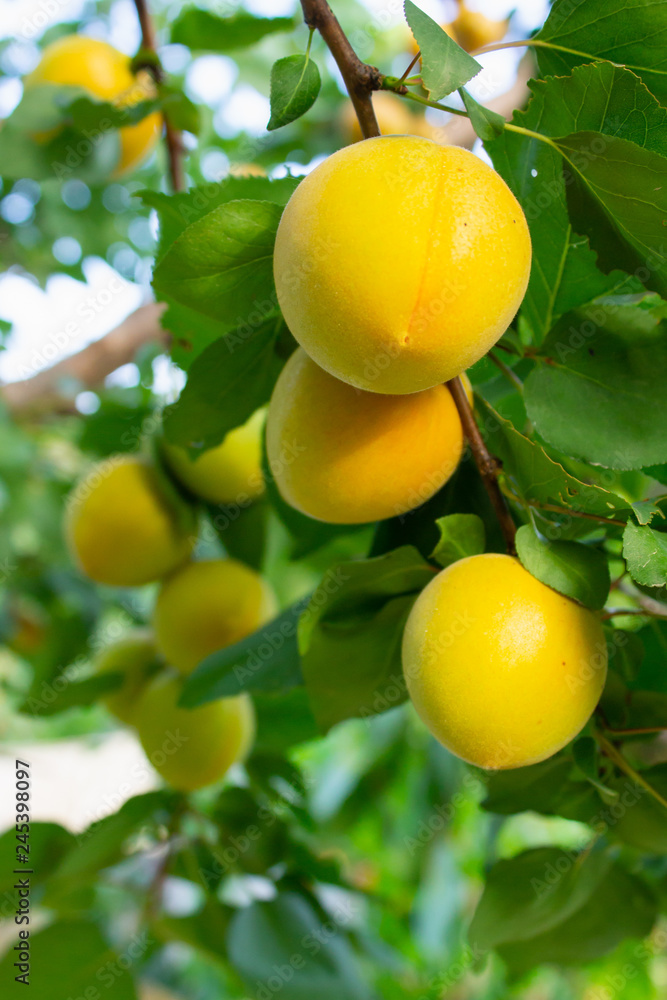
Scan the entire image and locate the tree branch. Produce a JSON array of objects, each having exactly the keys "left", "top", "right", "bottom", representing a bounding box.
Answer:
[
  {"left": 132, "top": 0, "right": 185, "bottom": 191},
  {"left": 2, "top": 303, "right": 168, "bottom": 417},
  {"left": 300, "top": 0, "right": 381, "bottom": 138},
  {"left": 447, "top": 376, "right": 517, "bottom": 555},
  {"left": 301, "top": 1, "right": 519, "bottom": 555}
]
